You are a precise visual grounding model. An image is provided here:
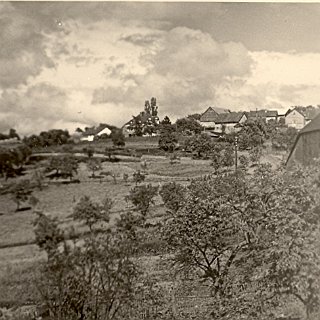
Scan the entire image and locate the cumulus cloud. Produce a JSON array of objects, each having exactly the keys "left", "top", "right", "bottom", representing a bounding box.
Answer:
[
  {"left": 0, "top": 3, "right": 60, "bottom": 89},
  {"left": 4, "top": 3, "right": 320, "bottom": 135},
  {"left": 97, "top": 27, "right": 254, "bottom": 118}
]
